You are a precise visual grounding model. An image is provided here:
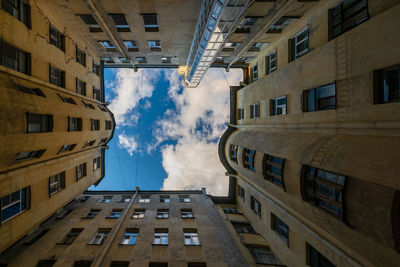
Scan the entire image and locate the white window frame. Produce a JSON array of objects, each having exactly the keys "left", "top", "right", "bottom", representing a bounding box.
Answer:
[
  {"left": 98, "top": 196, "right": 112, "bottom": 203},
  {"left": 184, "top": 230, "right": 200, "bottom": 246},
  {"left": 121, "top": 229, "right": 138, "bottom": 245},
  {"left": 294, "top": 26, "right": 309, "bottom": 59},
  {"left": 271, "top": 96, "right": 287, "bottom": 116},
  {"left": 156, "top": 209, "right": 169, "bottom": 219},
  {"left": 268, "top": 50, "right": 277, "bottom": 73},
  {"left": 139, "top": 195, "right": 151, "bottom": 203},
  {"left": 153, "top": 230, "right": 168, "bottom": 245},
  {"left": 179, "top": 195, "right": 191, "bottom": 203},
  {"left": 132, "top": 209, "right": 145, "bottom": 219},
  {"left": 90, "top": 230, "right": 110, "bottom": 245},
  {"left": 181, "top": 209, "right": 194, "bottom": 219},
  {"left": 0, "top": 188, "right": 27, "bottom": 223}
]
